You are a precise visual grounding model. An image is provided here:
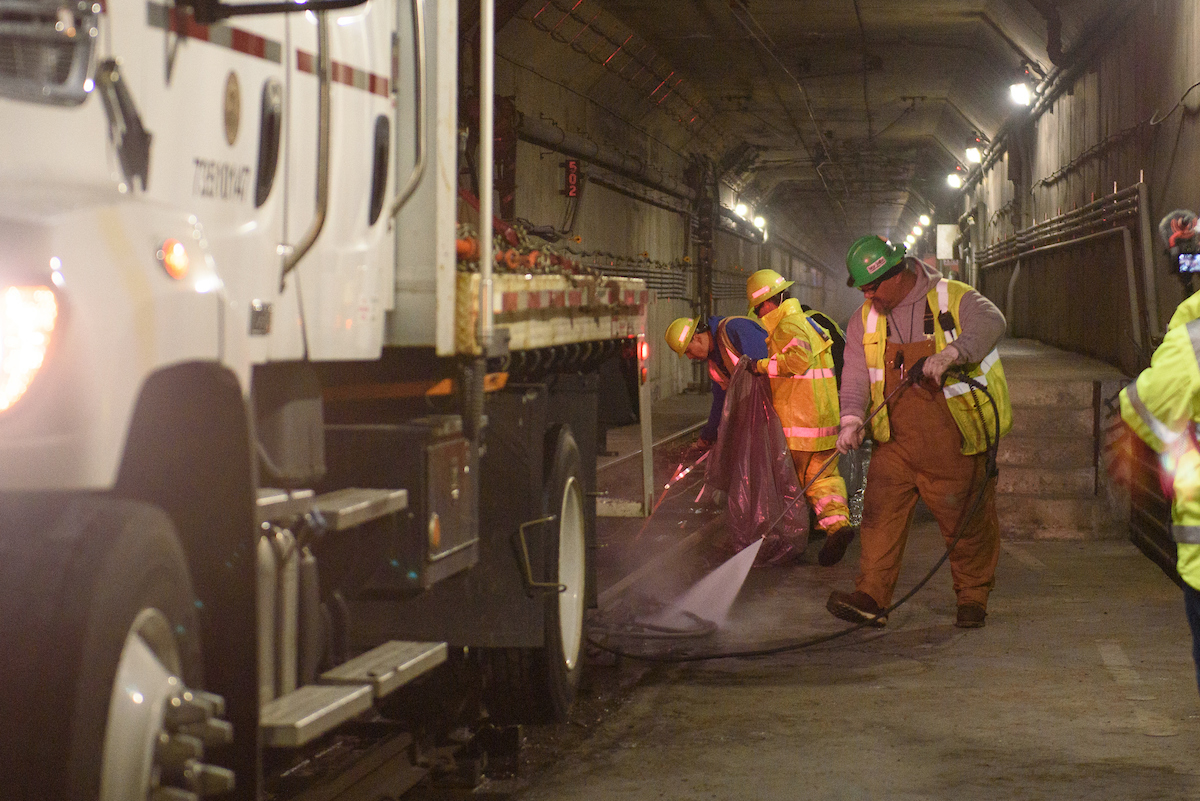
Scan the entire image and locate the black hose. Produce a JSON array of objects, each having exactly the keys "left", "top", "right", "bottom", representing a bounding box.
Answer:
[{"left": 588, "top": 366, "right": 1001, "bottom": 663}]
